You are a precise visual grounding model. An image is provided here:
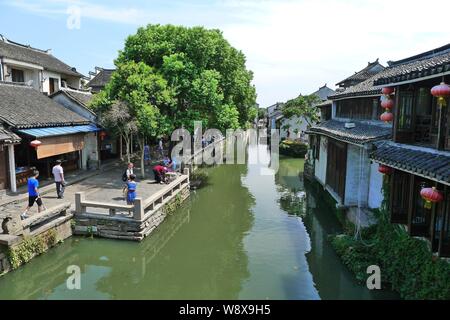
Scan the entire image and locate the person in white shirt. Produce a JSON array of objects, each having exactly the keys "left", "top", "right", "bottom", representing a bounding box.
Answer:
[
  {"left": 126, "top": 162, "right": 134, "bottom": 179},
  {"left": 52, "top": 160, "right": 65, "bottom": 199}
]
